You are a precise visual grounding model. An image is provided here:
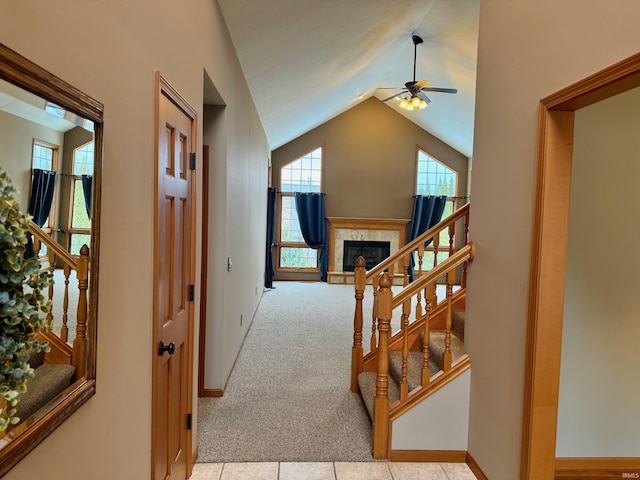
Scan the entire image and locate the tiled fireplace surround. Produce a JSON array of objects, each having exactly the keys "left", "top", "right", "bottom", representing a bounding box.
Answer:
[{"left": 327, "top": 217, "right": 410, "bottom": 284}]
